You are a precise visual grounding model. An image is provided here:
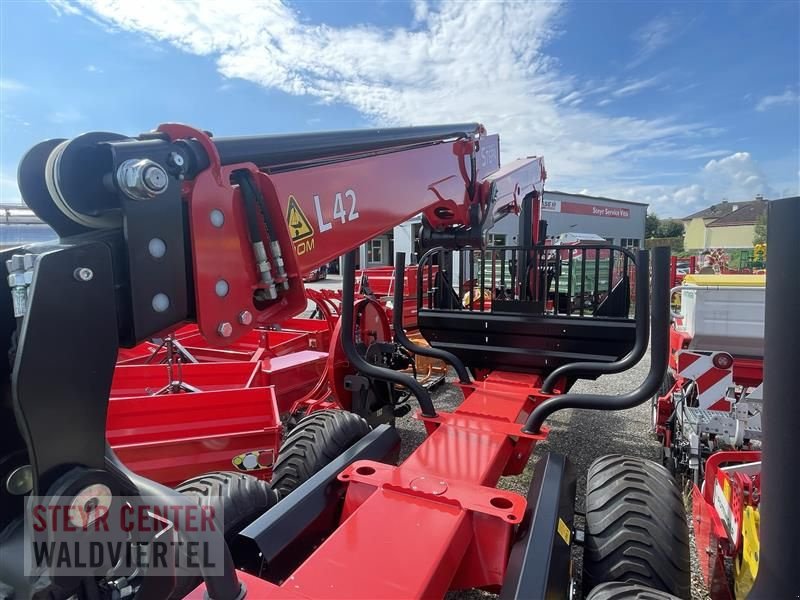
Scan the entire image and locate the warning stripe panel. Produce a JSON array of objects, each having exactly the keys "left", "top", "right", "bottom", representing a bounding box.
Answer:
[
  {"left": 677, "top": 350, "right": 734, "bottom": 411},
  {"left": 677, "top": 351, "right": 702, "bottom": 372}
]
